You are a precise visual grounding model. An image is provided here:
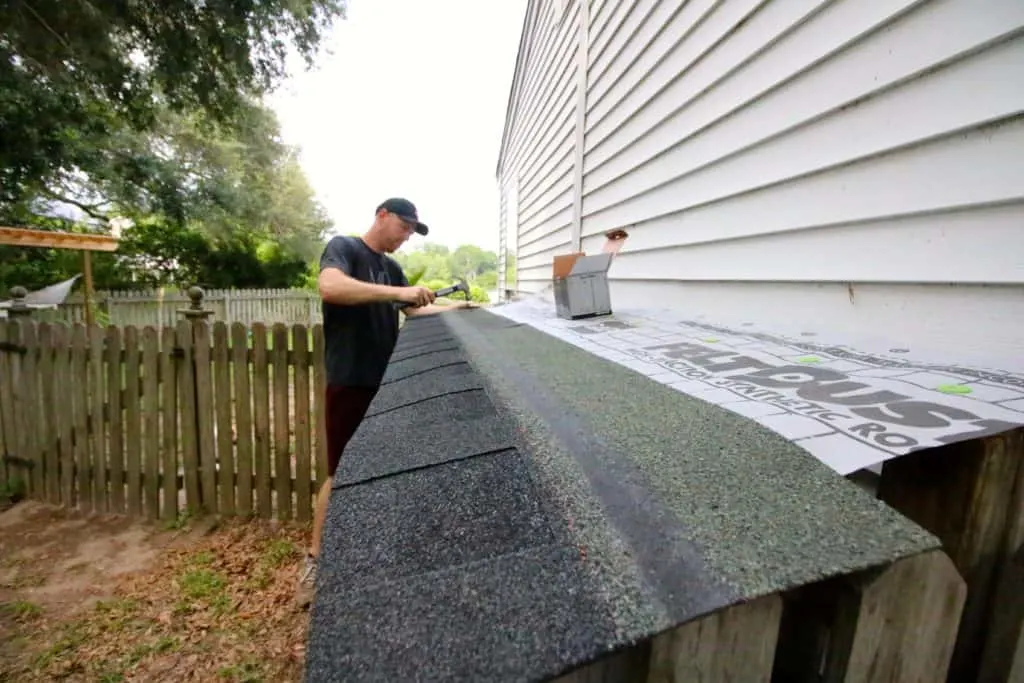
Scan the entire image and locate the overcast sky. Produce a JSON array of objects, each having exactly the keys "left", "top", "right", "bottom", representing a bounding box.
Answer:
[{"left": 267, "top": 0, "right": 528, "bottom": 254}]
